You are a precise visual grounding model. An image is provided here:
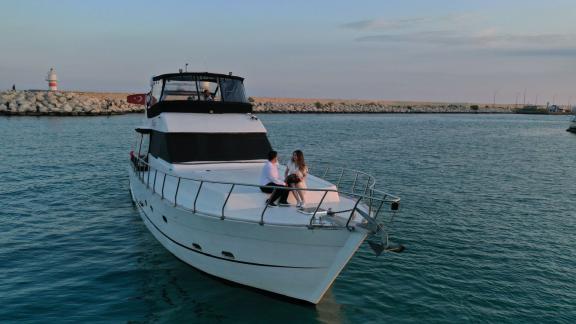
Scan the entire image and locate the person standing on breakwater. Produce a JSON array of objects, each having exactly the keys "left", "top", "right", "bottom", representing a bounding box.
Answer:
[
  {"left": 260, "top": 151, "right": 290, "bottom": 207},
  {"left": 285, "top": 150, "right": 308, "bottom": 208},
  {"left": 12, "top": 84, "right": 15, "bottom": 91}
]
